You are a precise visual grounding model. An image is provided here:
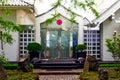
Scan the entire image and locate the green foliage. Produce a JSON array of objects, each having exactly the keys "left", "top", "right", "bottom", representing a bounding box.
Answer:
[
  {"left": 0, "top": 0, "right": 8, "bottom": 5},
  {"left": 76, "top": 44, "right": 87, "bottom": 52},
  {"left": 45, "top": 13, "right": 60, "bottom": 25},
  {"left": 69, "top": 12, "right": 77, "bottom": 23},
  {"left": 70, "top": 0, "right": 99, "bottom": 17},
  {"left": 3, "top": 63, "right": 34, "bottom": 70},
  {"left": 46, "top": 0, "right": 99, "bottom": 25},
  {"left": 7, "top": 70, "right": 39, "bottom": 80},
  {"left": 99, "top": 63, "right": 120, "bottom": 67},
  {"left": 52, "top": 0, "right": 62, "bottom": 8},
  {"left": 3, "top": 9, "right": 11, "bottom": 16},
  {"left": 0, "top": 16, "right": 21, "bottom": 44},
  {"left": 3, "top": 63, "right": 18, "bottom": 70},
  {"left": 0, "top": 52, "right": 8, "bottom": 64},
  {"left": 106, "top": 35, "right": 120, "bottom": 60},
  {"left": 26, "top": 42, "right": 42, "bottom": 52},
  {"left": 71, "top": 0, "right": 99, "bottom": 18}
]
